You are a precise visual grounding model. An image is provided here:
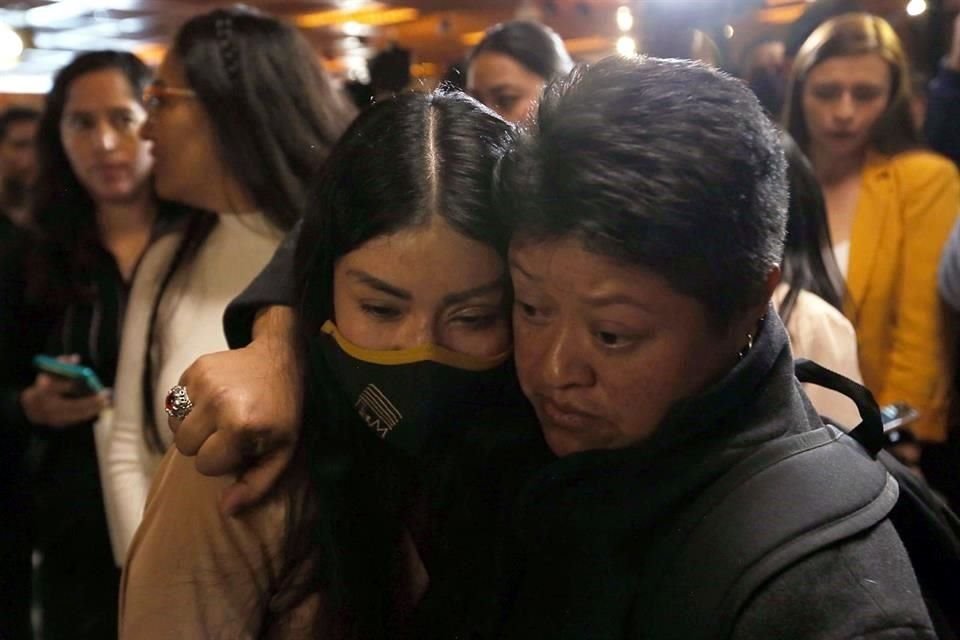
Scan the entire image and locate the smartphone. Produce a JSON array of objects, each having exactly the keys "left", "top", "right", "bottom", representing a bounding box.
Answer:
[
  {"left": 32, "top": 355, "right": 105, "bottom": 396},
  {"left": 879, "top": 402, "right": 920, "bottom": 447},
  {"left": 880, "top": 402, "right": 920, "bottom": 432}
]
